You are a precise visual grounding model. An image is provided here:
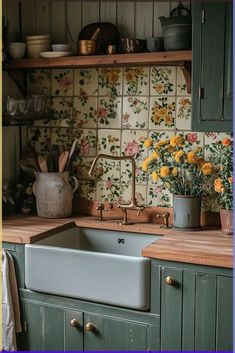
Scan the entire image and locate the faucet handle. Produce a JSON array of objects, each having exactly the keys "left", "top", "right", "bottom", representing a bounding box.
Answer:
[
  {"left": 156, "top": 211, "right": 171, "bottom": 229},
  {"left": 96, "top": 203, "right": 107, "bottom": 221},
  {"left": 136, "top": 205, "right": 146, "bottom": 217}
]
